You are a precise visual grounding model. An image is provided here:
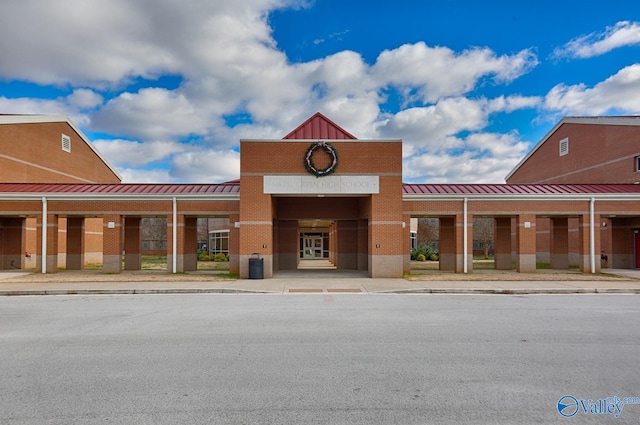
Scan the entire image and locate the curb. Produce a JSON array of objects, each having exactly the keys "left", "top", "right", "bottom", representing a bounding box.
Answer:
[
  {"left": 0, "top": 288, "right": 274, "bottom": 296},
  {"left": 1, "top": 288, "right": 640, "bottom": 296},
  {"left": 380, "top": 288, "right": 640, "bottom": 295}
]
